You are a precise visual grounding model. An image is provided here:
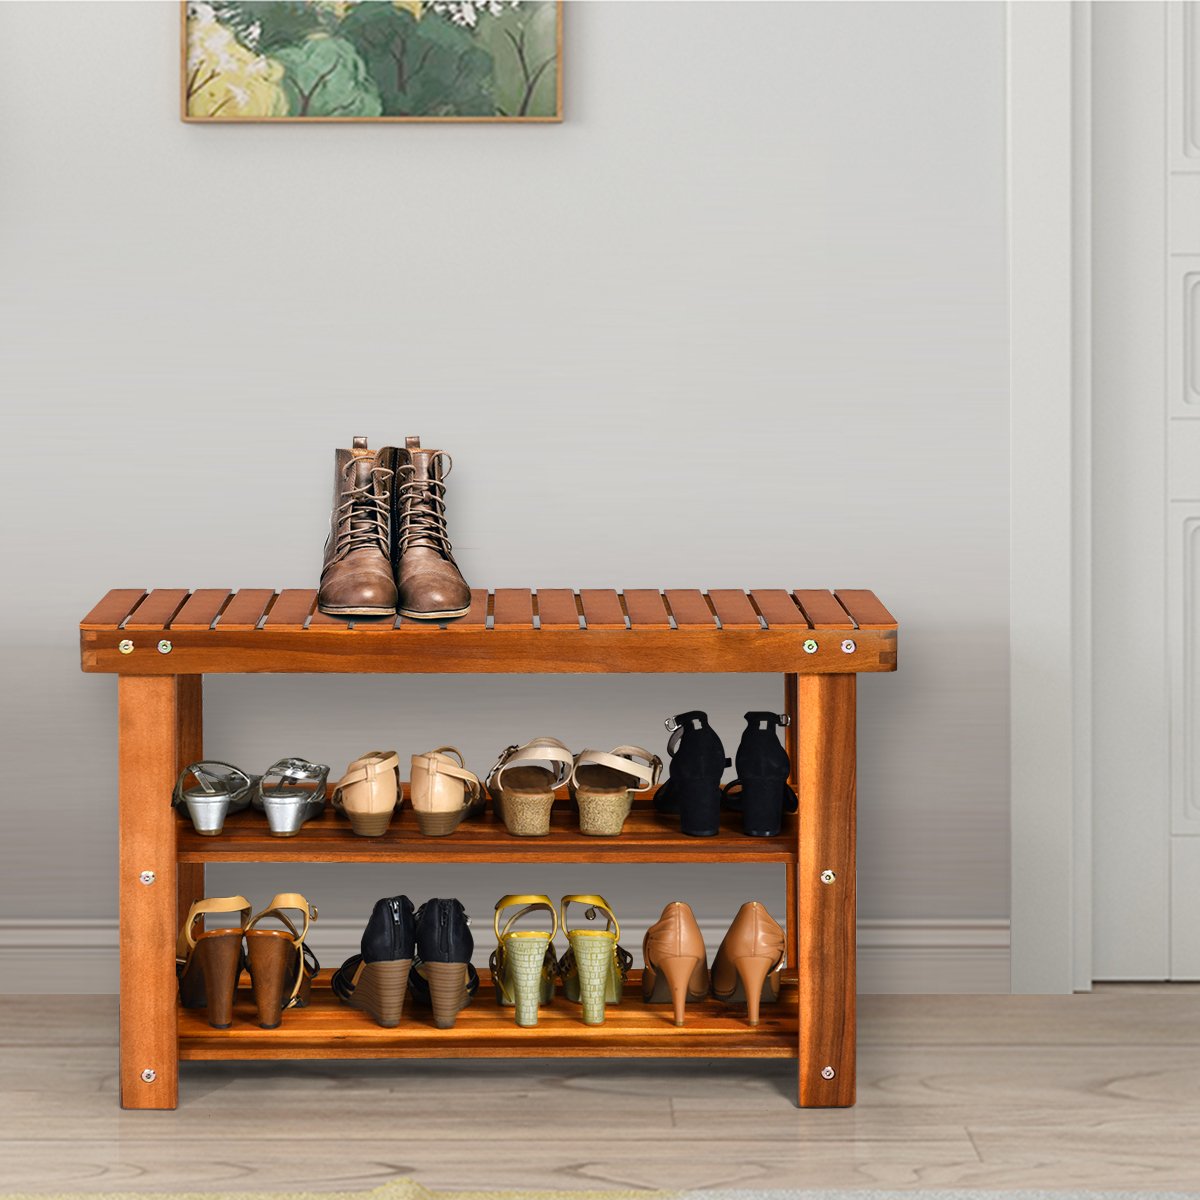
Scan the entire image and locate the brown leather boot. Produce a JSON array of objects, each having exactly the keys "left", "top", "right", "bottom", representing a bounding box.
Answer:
[
  {"left": 318, "top": 437, "right": 397, "bottom": 617},
  {"left": 641, "top": 901, "right": 710, "bottom": 1026},
  {"left": 710, "top": 901, "right": 785, "bottom": 1026},
  {"left": 384, "top": 437, "right": 471, "bottom": 620}
]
